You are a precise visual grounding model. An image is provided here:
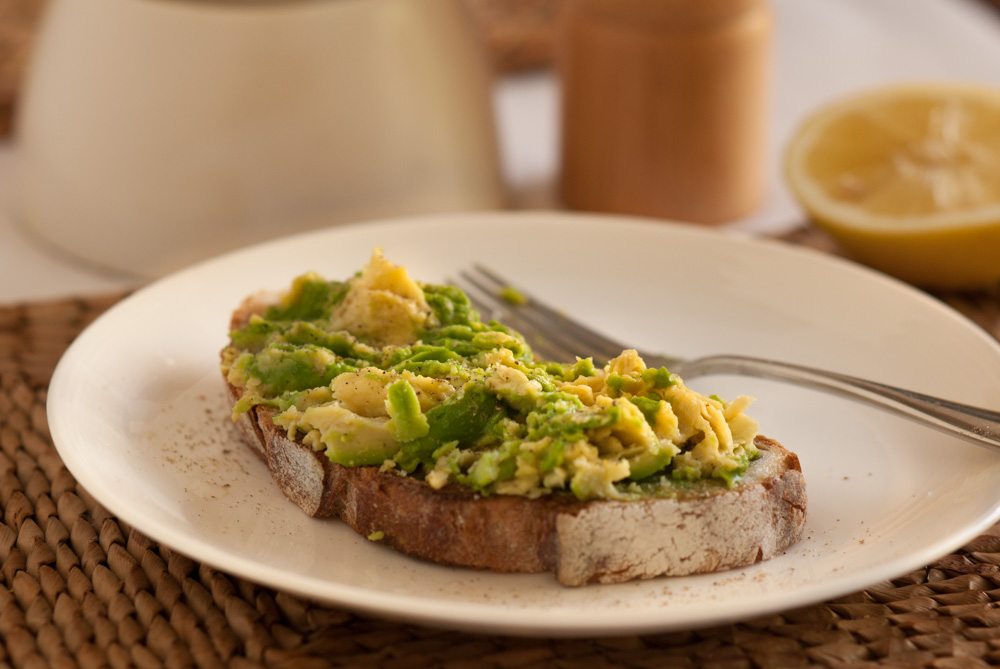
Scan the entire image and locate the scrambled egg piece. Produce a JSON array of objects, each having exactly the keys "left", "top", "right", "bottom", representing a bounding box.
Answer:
[
  {"left": 330, "top": 249, "right": 431, "bottom": 346},
  {"left": 331, "top": 368, "right": 454, "bottom": 417}
]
